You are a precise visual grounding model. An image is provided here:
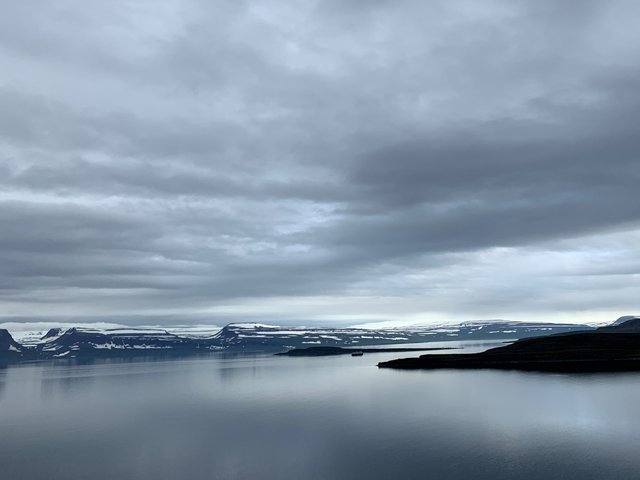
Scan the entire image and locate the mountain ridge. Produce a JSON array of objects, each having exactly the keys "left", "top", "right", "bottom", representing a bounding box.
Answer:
[{"left": 0, "top": 320, "right": 594, "bottom": 362}]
